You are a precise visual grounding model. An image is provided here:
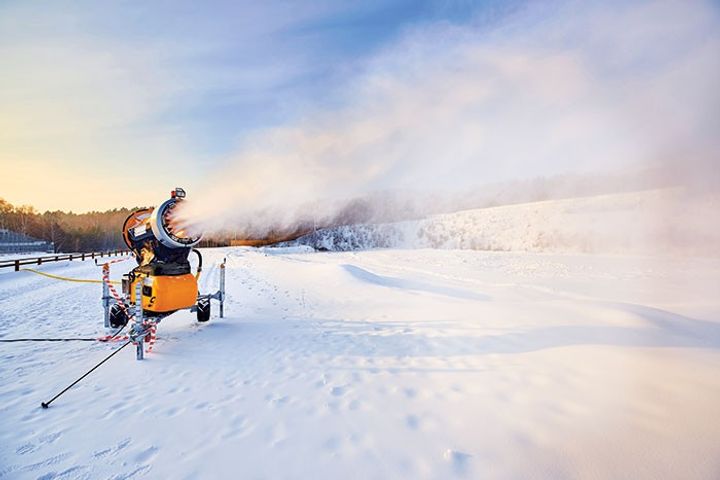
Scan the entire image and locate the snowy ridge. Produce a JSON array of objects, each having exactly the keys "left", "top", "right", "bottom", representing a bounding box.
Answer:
[{"left": 291, "top": 188, "right": 720, "bottom": 256}]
